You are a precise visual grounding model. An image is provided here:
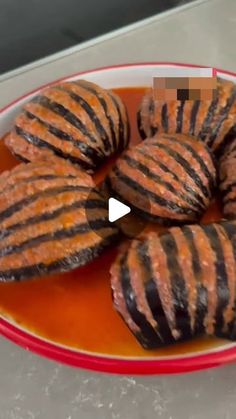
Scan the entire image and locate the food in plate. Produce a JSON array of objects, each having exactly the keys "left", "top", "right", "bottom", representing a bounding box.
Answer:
[
  {"left": 219, "top": 137, "right": 236, "bottom": 219},
  {"left": 106, "top": 133, "right": 216, "bottom": 225},
  {"left": 0, "top": 159, "right": 119, "bottom": 282},
  {"left": 1, "top": 73, "right": 236, "bottom": 355},
  {"left": 5, "top": 80, "right": 130, "bottom": 173},
  {"left": 137, "top": 77, "right": 236, "bottom": 155},
  {"left": 110, "top": 221, "right": 236, "bottom": 349}
]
